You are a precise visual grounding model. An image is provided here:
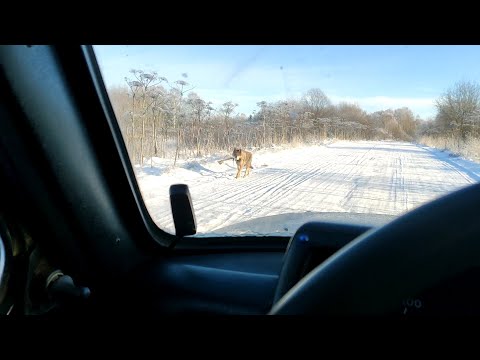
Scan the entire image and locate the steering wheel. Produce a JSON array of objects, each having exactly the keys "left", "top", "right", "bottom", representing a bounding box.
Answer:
[{"left": 269, "top": 182, "right": 480, "bottom": 315}]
